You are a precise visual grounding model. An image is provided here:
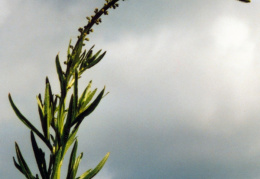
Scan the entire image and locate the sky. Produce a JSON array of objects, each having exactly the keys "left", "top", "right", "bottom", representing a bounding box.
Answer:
[{"left": 1, "top": 0, "right": 260, "bottom": 178}]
